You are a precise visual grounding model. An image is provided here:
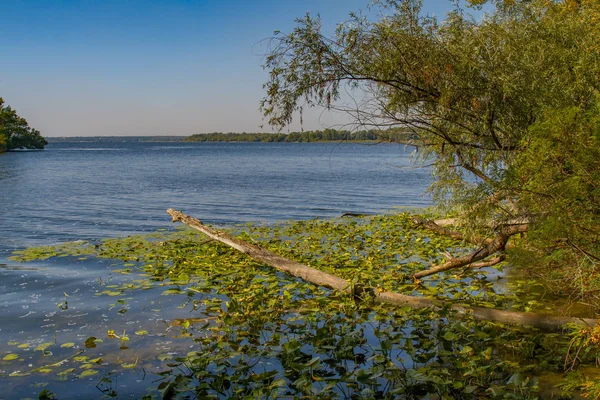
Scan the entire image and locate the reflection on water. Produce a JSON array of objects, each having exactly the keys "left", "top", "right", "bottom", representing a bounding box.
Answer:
[{"left": 0, "top": 255, "right": 216, "bottom": 398}]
